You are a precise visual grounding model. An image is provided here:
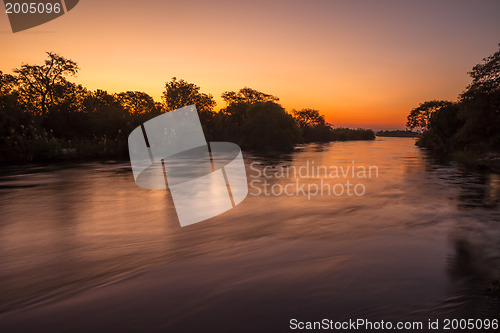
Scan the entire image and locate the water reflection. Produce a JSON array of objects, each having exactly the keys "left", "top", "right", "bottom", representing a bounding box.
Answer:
[{"left": 0, "top": 137, "right": 499, "bottom": 328}]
